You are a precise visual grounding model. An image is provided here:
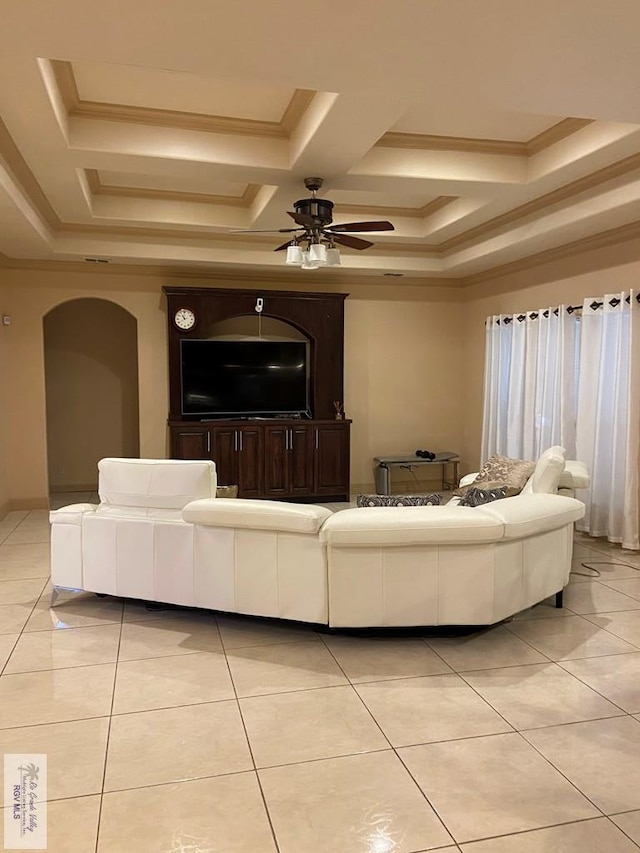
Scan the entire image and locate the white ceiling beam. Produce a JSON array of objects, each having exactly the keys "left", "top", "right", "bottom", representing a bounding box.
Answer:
[{"left": 288, "top": 91, "right": 408, "bottom": 177}]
